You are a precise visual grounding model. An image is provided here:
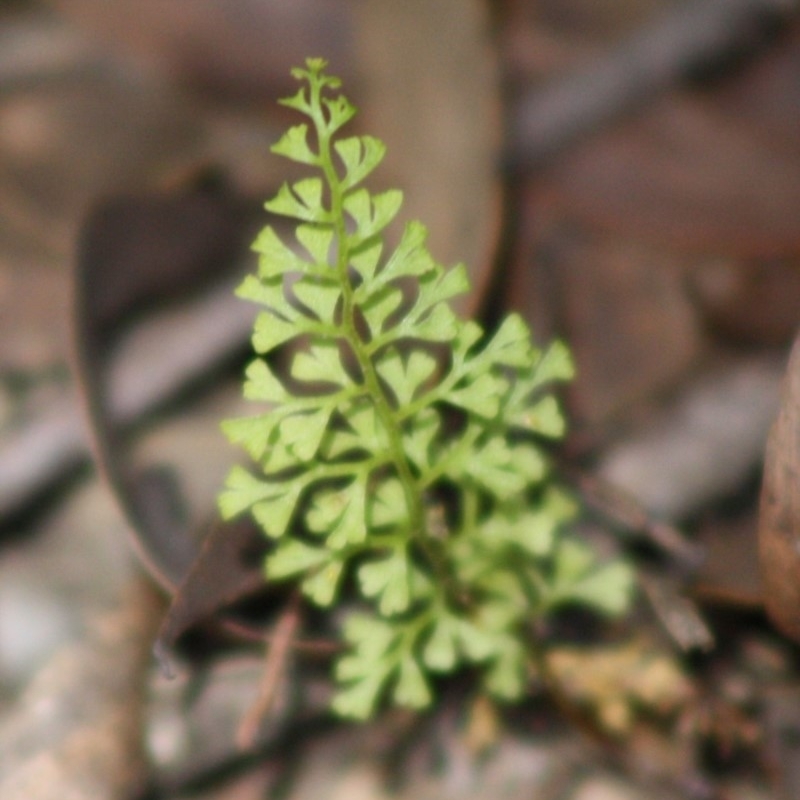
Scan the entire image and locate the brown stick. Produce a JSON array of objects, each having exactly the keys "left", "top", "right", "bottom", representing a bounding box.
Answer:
[
  {"left": 236, "top": 593, "right": 303, "bottom": 751},
  {"left": 507, "top": 0, "right": 797, "bottom": 169}
]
